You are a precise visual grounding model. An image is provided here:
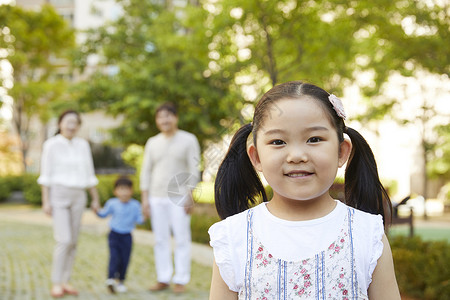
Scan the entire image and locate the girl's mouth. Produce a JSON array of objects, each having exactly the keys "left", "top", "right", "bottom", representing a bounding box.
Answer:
[{"left": 285, "top": 171, "right": 312, "bottom": 178}]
